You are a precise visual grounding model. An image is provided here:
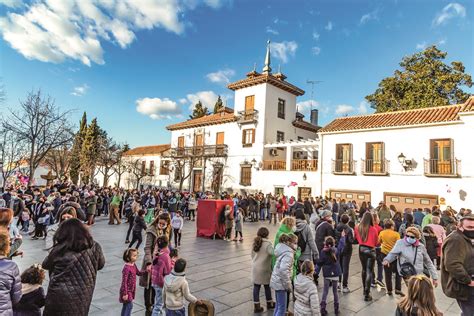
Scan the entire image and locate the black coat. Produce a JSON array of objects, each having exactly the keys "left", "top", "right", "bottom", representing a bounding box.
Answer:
[
  {"left": 315, "top": 220, "right": 335, "bottom": 251},
  {"left": 13, "top": 287, "right": 45, "bottom": 316},
  {"left": 42, "top": 241, "right": 105, "bottom": 316}
]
